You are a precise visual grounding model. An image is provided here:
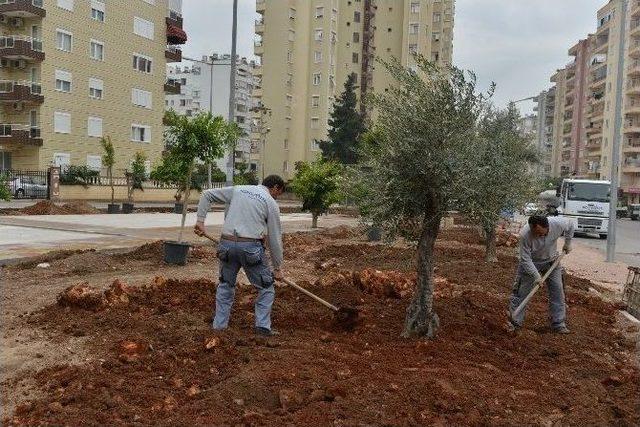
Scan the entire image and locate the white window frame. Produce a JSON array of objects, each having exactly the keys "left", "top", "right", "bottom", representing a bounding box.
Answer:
[
  {"left": 310, "top": 117, "right": 320, "bottom": 129},
  {"left": 315, "top": 29, "right": 323, "bottom": 41},
  {"left": 55, "top": 69, "right": 72, "bottom": 93},
  {"left": 314, "top": 50, "right": 322, "bottom": 63},
  {"left": 86, "top": 155, "right": 102, "bottom": 171},
  {"left": 131, "top": 124, "right": 151, "bottom": 143},
  {"left": 315, "top": 6, "right": 324, "bottom": 18},
  {"left": 54, "top": 111, "right": 71, "bottom": 134},
  {"left": 91, "top": 0, "right": 105, "bottom": 22},
  {"left": 131, "top": 88, "right": 153, "bottom": 109},
  {"left": 53, "top": 153, "right": 71, "bottom": 167},
  {"left": 289, "top": 7, "right": 296, "bottom": 19},
  {"left": 433, "top": 13, "right": 441, "bottom": 23},
  {"left": 87, "top": 116, "right": 103, "bottom": 138},
  {"left": 411, "top": 2, "right": 420, "bottom": 13},
  {"left": 133, "top": 53, "right": 153, "bottom": 73},
  {"left": 409, "top": 23, "right": 419, "bottom": 35},
  {"left": 133, "top": 16, "right": 155, "bottom": 40},
  {"left": 310, "top": 139, "right": 320, "bottom": 151},
  {"left": 90, "top": 39, "right": 104, "bottom": 61},
  {"left": 57, "top": 0, "right": 73, "bottom": 12},
  {"left": 311, "top": 95, "right": 320, "bottom": 107},
  {"left": 56, "top": 29, "right": 73, "bottom": 52},
  {"left": 89, "top": 77, "right": 104, "bottom": 99},
  {"left": 313, "top": 73, "right": 321, "bottom": 86}
]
